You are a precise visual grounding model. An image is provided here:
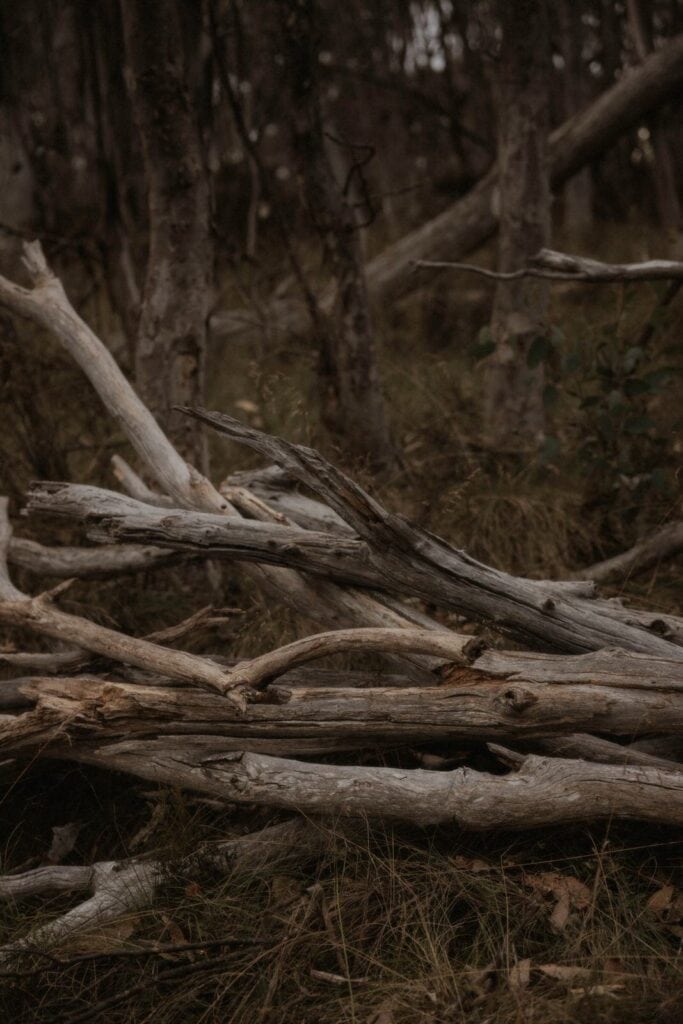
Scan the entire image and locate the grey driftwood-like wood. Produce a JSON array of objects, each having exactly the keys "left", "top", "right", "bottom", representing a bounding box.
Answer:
[
  {"left": 0, "top": 242, "right": 449, "bottom": 681},
  {"left": 4, "top": 668, "right": 683, "bottom": 755},
  {"left": 0, "top": 818, "right": 323, "bottom": 962},
  {"left": 179, "top": 409, "right": 683, "bottom": 658},
  {"left": 416, "top": 248, "right": 683, "bottom": 283},
  {"left": 66, "top": 743, "right": 683, "bottom": 829},
  {"left": 29, "top": 477, "right": 683, "bottom": 655},
  {"left": 0, "top": 597, "right": 248, "bottom": 706},
  {"left": 8, "top": 535, "right": 185, "bottom": 578}
]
